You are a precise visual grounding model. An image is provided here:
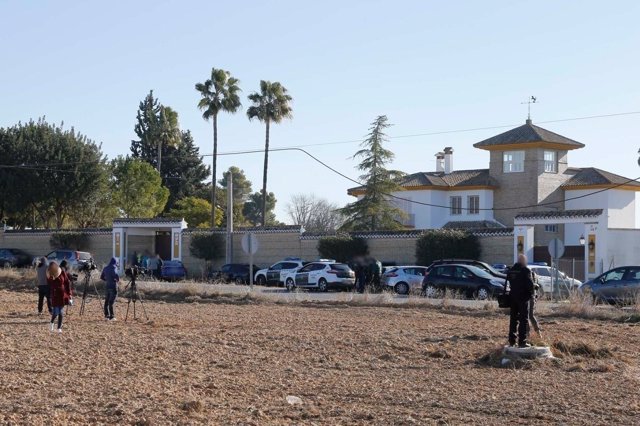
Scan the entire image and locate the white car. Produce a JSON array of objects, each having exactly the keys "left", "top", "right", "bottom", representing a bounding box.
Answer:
[
  {"left": 382, "top": 266, "right": 429, "bottom": 295},
  {"left": 283, "top": 261, "right": 355, "bottom": 292},
  {"left": 254, "top": 258, "right": 307, "bottom": 286},
  {"left": 528, "top": 265, "right": 581, "bottom": 297}
]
